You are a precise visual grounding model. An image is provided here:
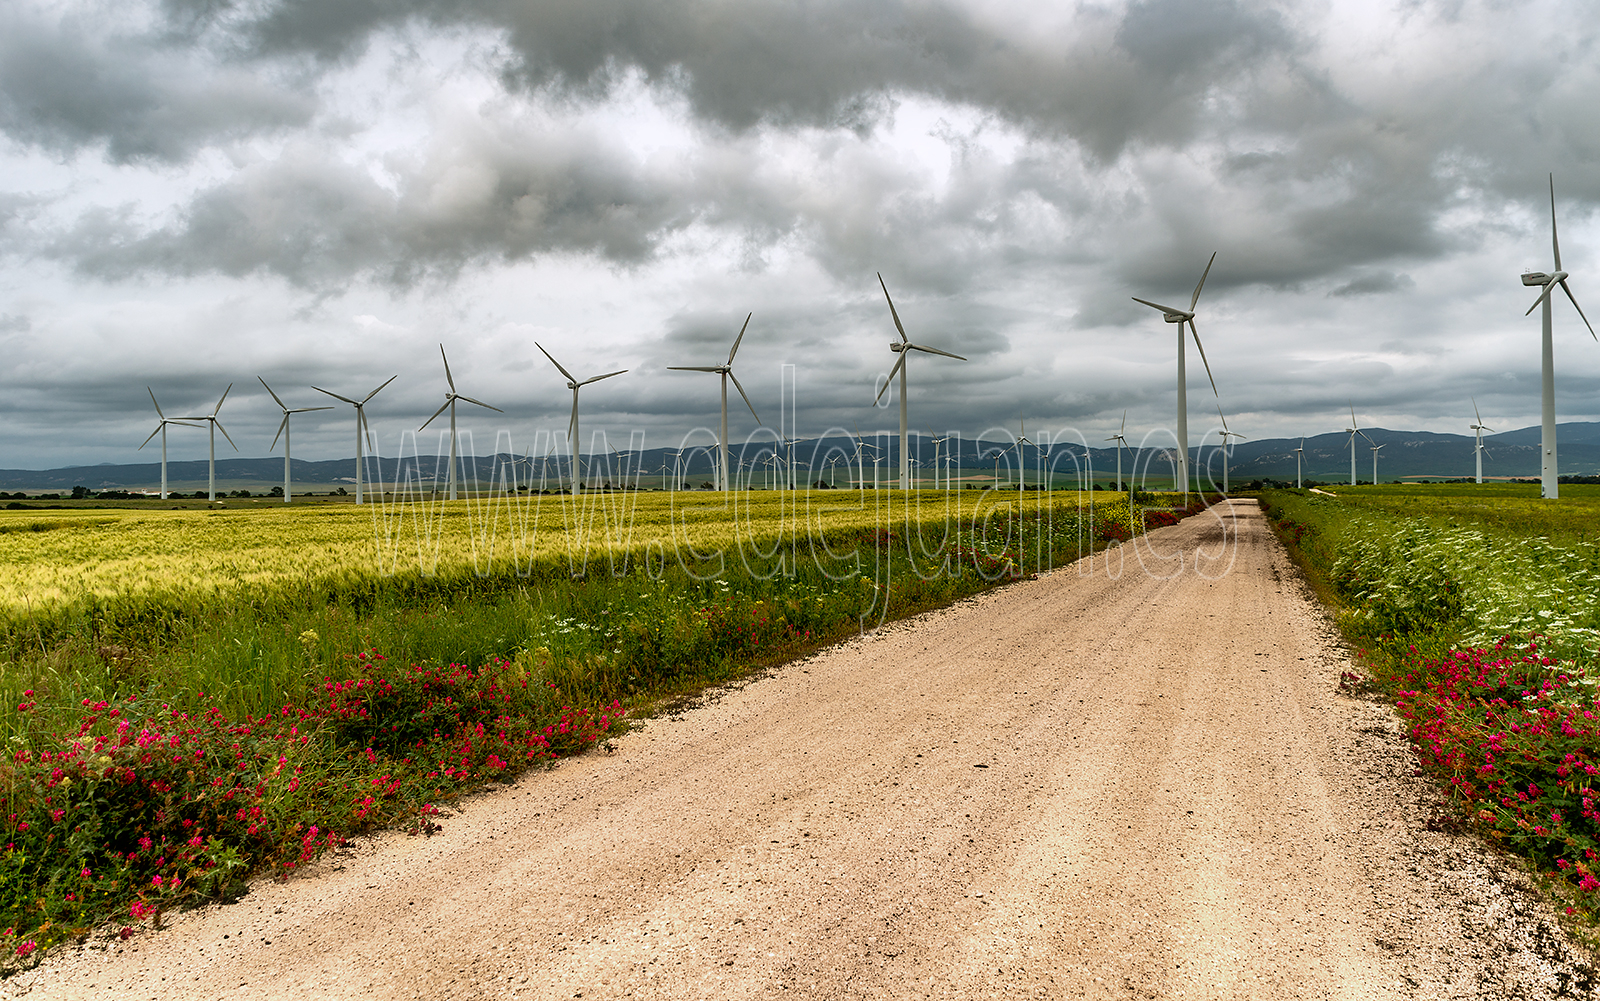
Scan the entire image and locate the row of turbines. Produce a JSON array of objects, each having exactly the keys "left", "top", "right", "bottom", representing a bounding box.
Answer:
[{"left": 139, "top": 174, "right": 1590, "bottom": 504}]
